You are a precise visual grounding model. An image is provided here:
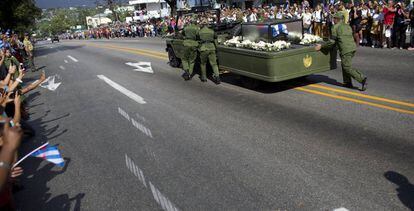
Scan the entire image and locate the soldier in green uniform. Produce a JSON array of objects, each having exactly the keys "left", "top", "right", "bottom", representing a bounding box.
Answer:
[
  {"left": 316, "top": 13, "right": 367, "bottom": 91},
  {"left": 181, "top": 17, "right": 200, "bottom": 81},
  {"left": 198, "top": 20, "right": 220, "bottom": 84}
]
